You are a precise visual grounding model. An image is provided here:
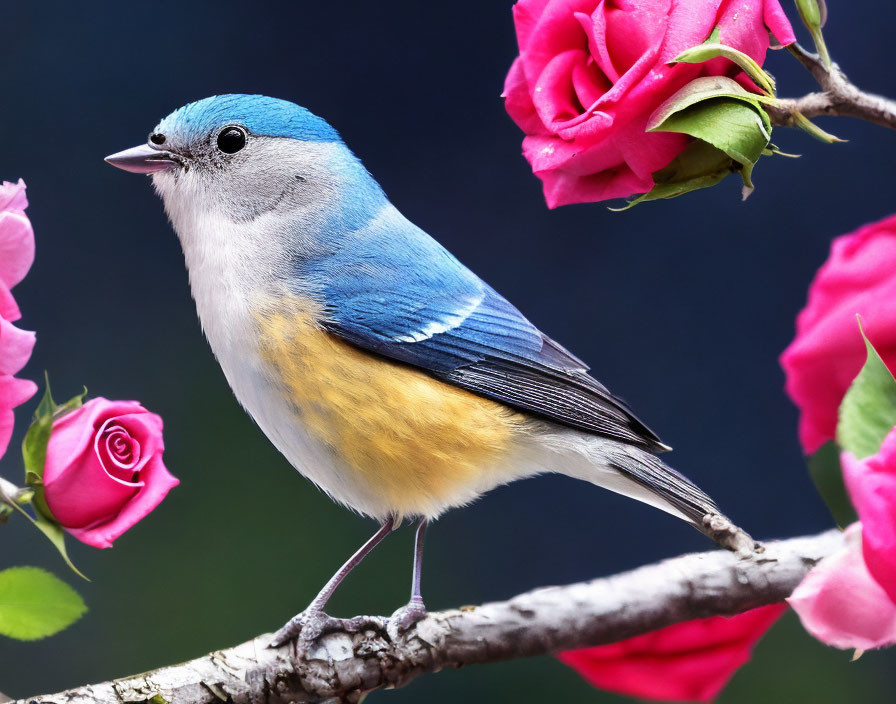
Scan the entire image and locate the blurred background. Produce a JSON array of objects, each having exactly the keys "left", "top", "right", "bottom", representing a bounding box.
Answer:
[{"left": 1, "top": 1, "right": 894, "bottom": 700}]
